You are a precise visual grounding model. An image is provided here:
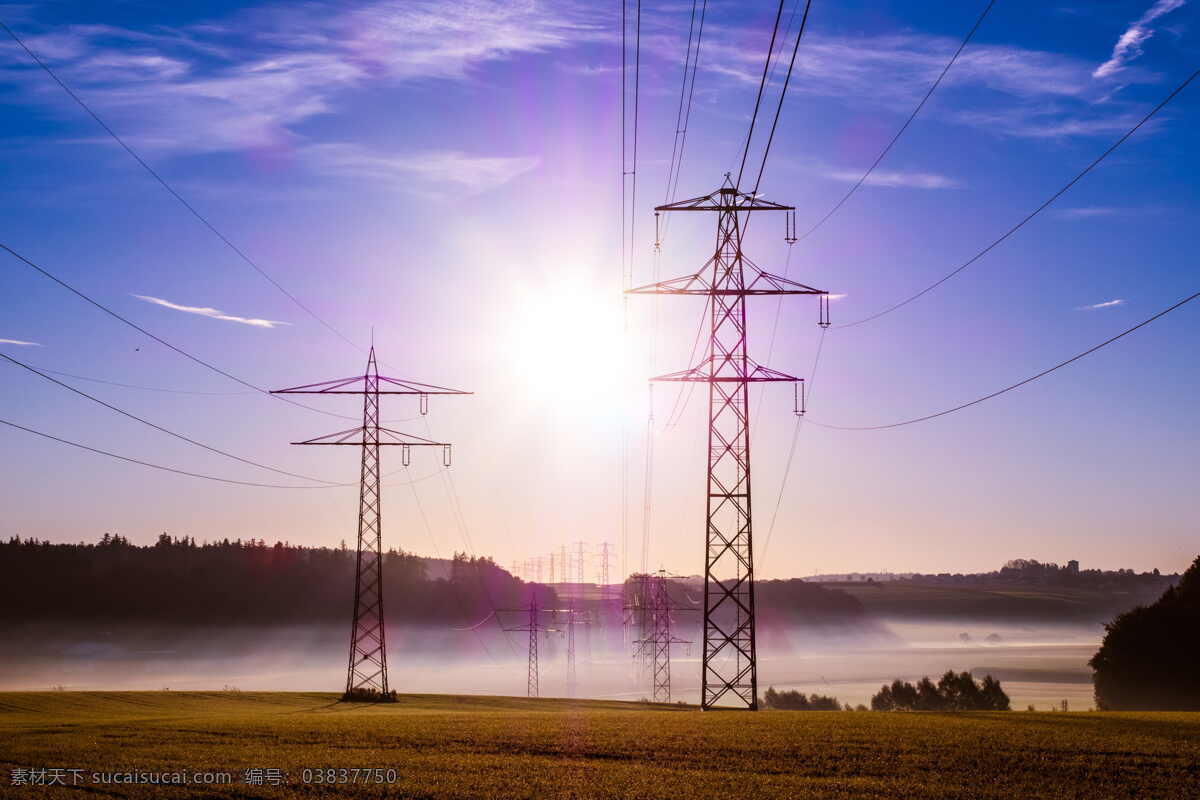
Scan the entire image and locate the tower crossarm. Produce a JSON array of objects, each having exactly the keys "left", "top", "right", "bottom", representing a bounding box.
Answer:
[
  {"left": 654, "top": 185, "right": 794, "bottom": 213},
  {"left": 629, "top": 262, "right": 826, "bottom": 297},
  {"left": 651, "top": 356, "right": 802, "bottom": 384},
  {"left": 271, "top": 375, "right": 471, "bottom": 395},
  {"left": 291, "top": 427, "right": 450, "bottom": 446}
]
